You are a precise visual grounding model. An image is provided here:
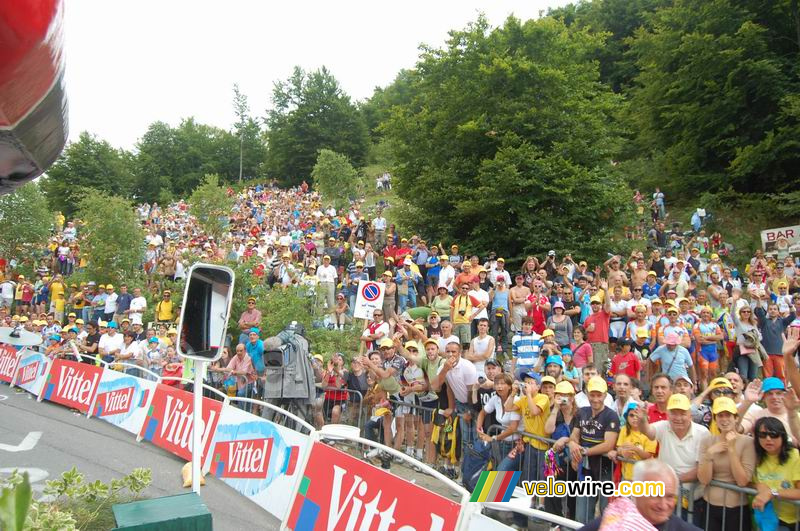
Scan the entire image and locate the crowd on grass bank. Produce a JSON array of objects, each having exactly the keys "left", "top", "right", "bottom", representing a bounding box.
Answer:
[{"left": 2, "top": 183, "right": 800, "bottom": 530}]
